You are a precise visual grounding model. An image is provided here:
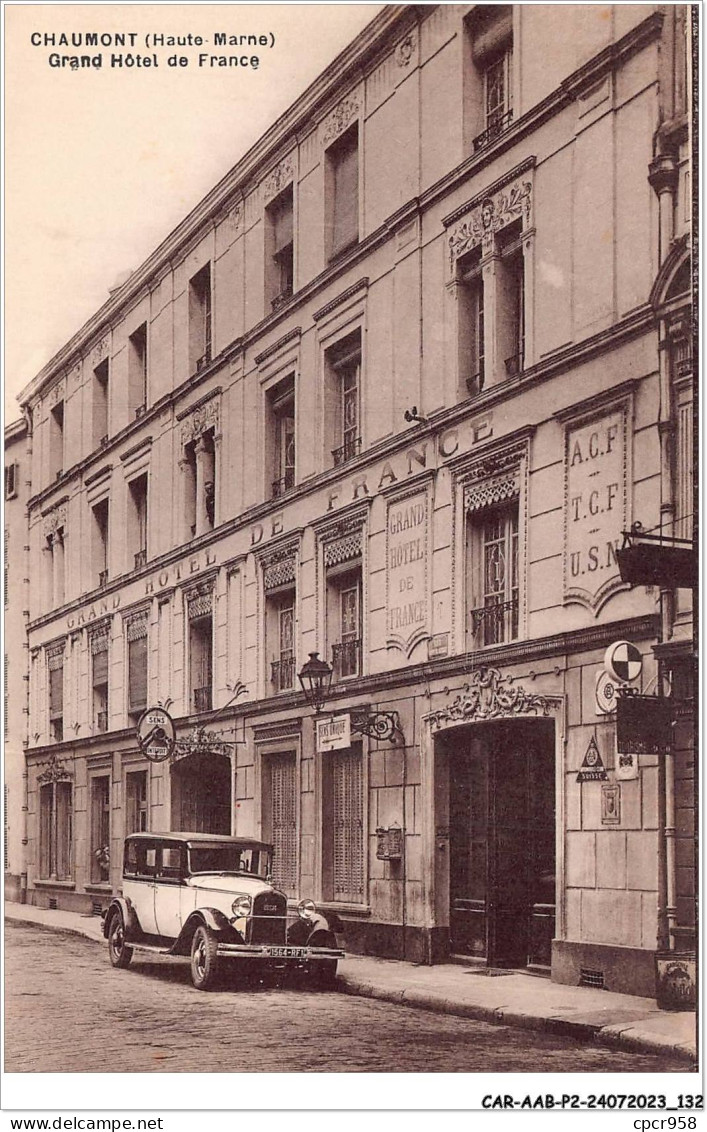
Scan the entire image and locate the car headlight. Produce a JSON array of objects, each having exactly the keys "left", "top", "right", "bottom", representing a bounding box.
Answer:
[
  {"left": 298, "top": 899, "right": 316, "bottom": 920},
  {"left": 232, "top": 895, "right": 252, "bottom": 918}
]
